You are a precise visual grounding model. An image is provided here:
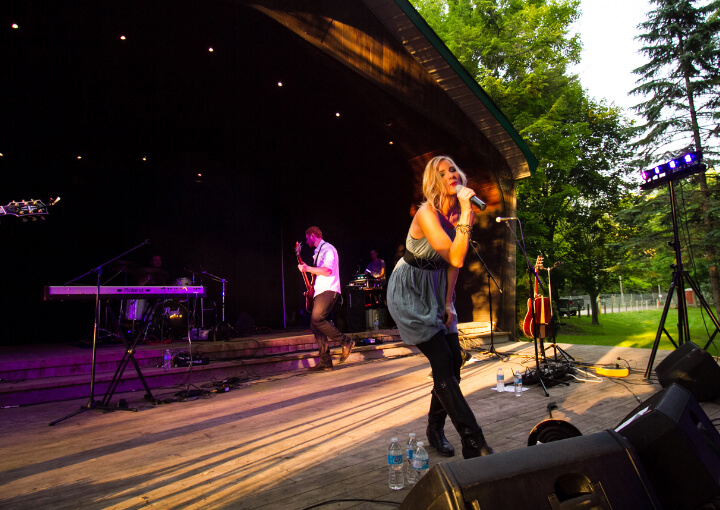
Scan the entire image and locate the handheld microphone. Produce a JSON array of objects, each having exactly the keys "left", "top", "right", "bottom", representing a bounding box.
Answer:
[
  {"left": 454, "top": 184, "right": 486, "bottom": 211},
  {"left": 495, "top": 216, "right": 518, "bottom": 223}
]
